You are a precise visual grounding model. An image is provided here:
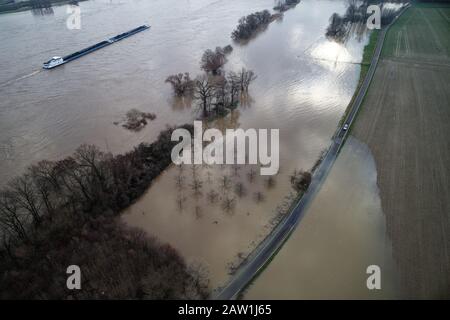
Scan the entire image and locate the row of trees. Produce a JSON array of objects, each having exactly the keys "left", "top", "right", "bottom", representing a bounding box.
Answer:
[
  {"left": 167, "top": 69, "right": 256, "bottom": 118},
  {"left": 193, "top": 69, "right": 256, "bottom": 117},
  {"left": 166, "top": 46, "right": 256, "bottom": 119},
  {"left": 231, "top": 10, "right": 273, "bottom": 41},
  {"left": 0, "top": 125, "right": 211, "bottom": 299}
]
